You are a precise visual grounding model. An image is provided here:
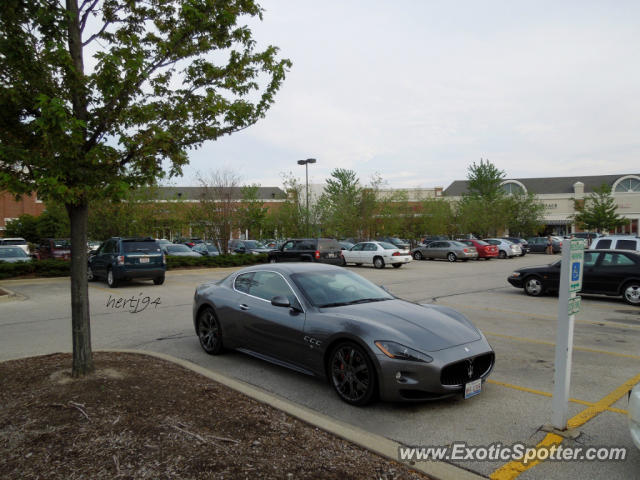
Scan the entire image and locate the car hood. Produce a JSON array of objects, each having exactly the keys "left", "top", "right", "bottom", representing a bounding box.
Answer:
[{"left": 324, "top": 299, "right": 482, "bottom": 352}]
